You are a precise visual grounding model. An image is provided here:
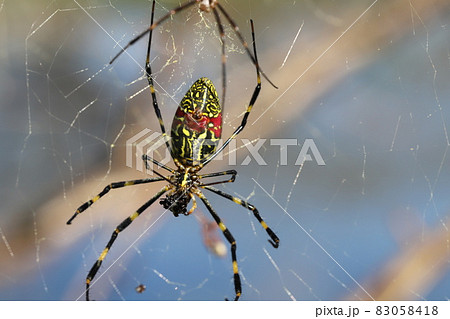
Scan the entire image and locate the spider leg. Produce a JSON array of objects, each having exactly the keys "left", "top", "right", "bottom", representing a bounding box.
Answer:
[
  {"left": 143, "top": 154, "right": 175, "bottom": 174},
  {"left": 215, "top": 4, "right": 277, "bottom": 89},
  {"left": 211, "top": 7, "right": 226, "bottom": 108},
  {"left": 109, "top": 0, "right": 199, "bottom": 64},
  {"left": 195, "top": 190, "right": 241, "bottom": 301},
  {"left": 201, "top": 20, "right": 260, "bottom": 166},
  {"left": 67, "top": 177, "right": 165, "bottom": 225},
  {"left": 187, "top": 193, "right": 197, "bottom": 215},
  {"left": 85, "top": 186, "right": 169, "bottom": 301},
  {"left": 198, "top": 169, "right": 237, "bottom": 186},
  {"left": 145, "top": 0, "right": 172, "bottom": 153},
  {"left": 202, "top": 185, "right": 279, "bottom": 248}
]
